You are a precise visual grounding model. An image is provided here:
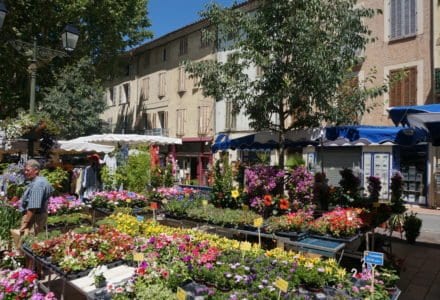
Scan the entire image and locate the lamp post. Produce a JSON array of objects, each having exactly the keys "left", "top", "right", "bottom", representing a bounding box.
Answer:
[
  {"left": 0, "top": 3, "right": 79, "bottom": 115},
  {"left": 1, "top": 3, "right": 79, "bottom": 156}
]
